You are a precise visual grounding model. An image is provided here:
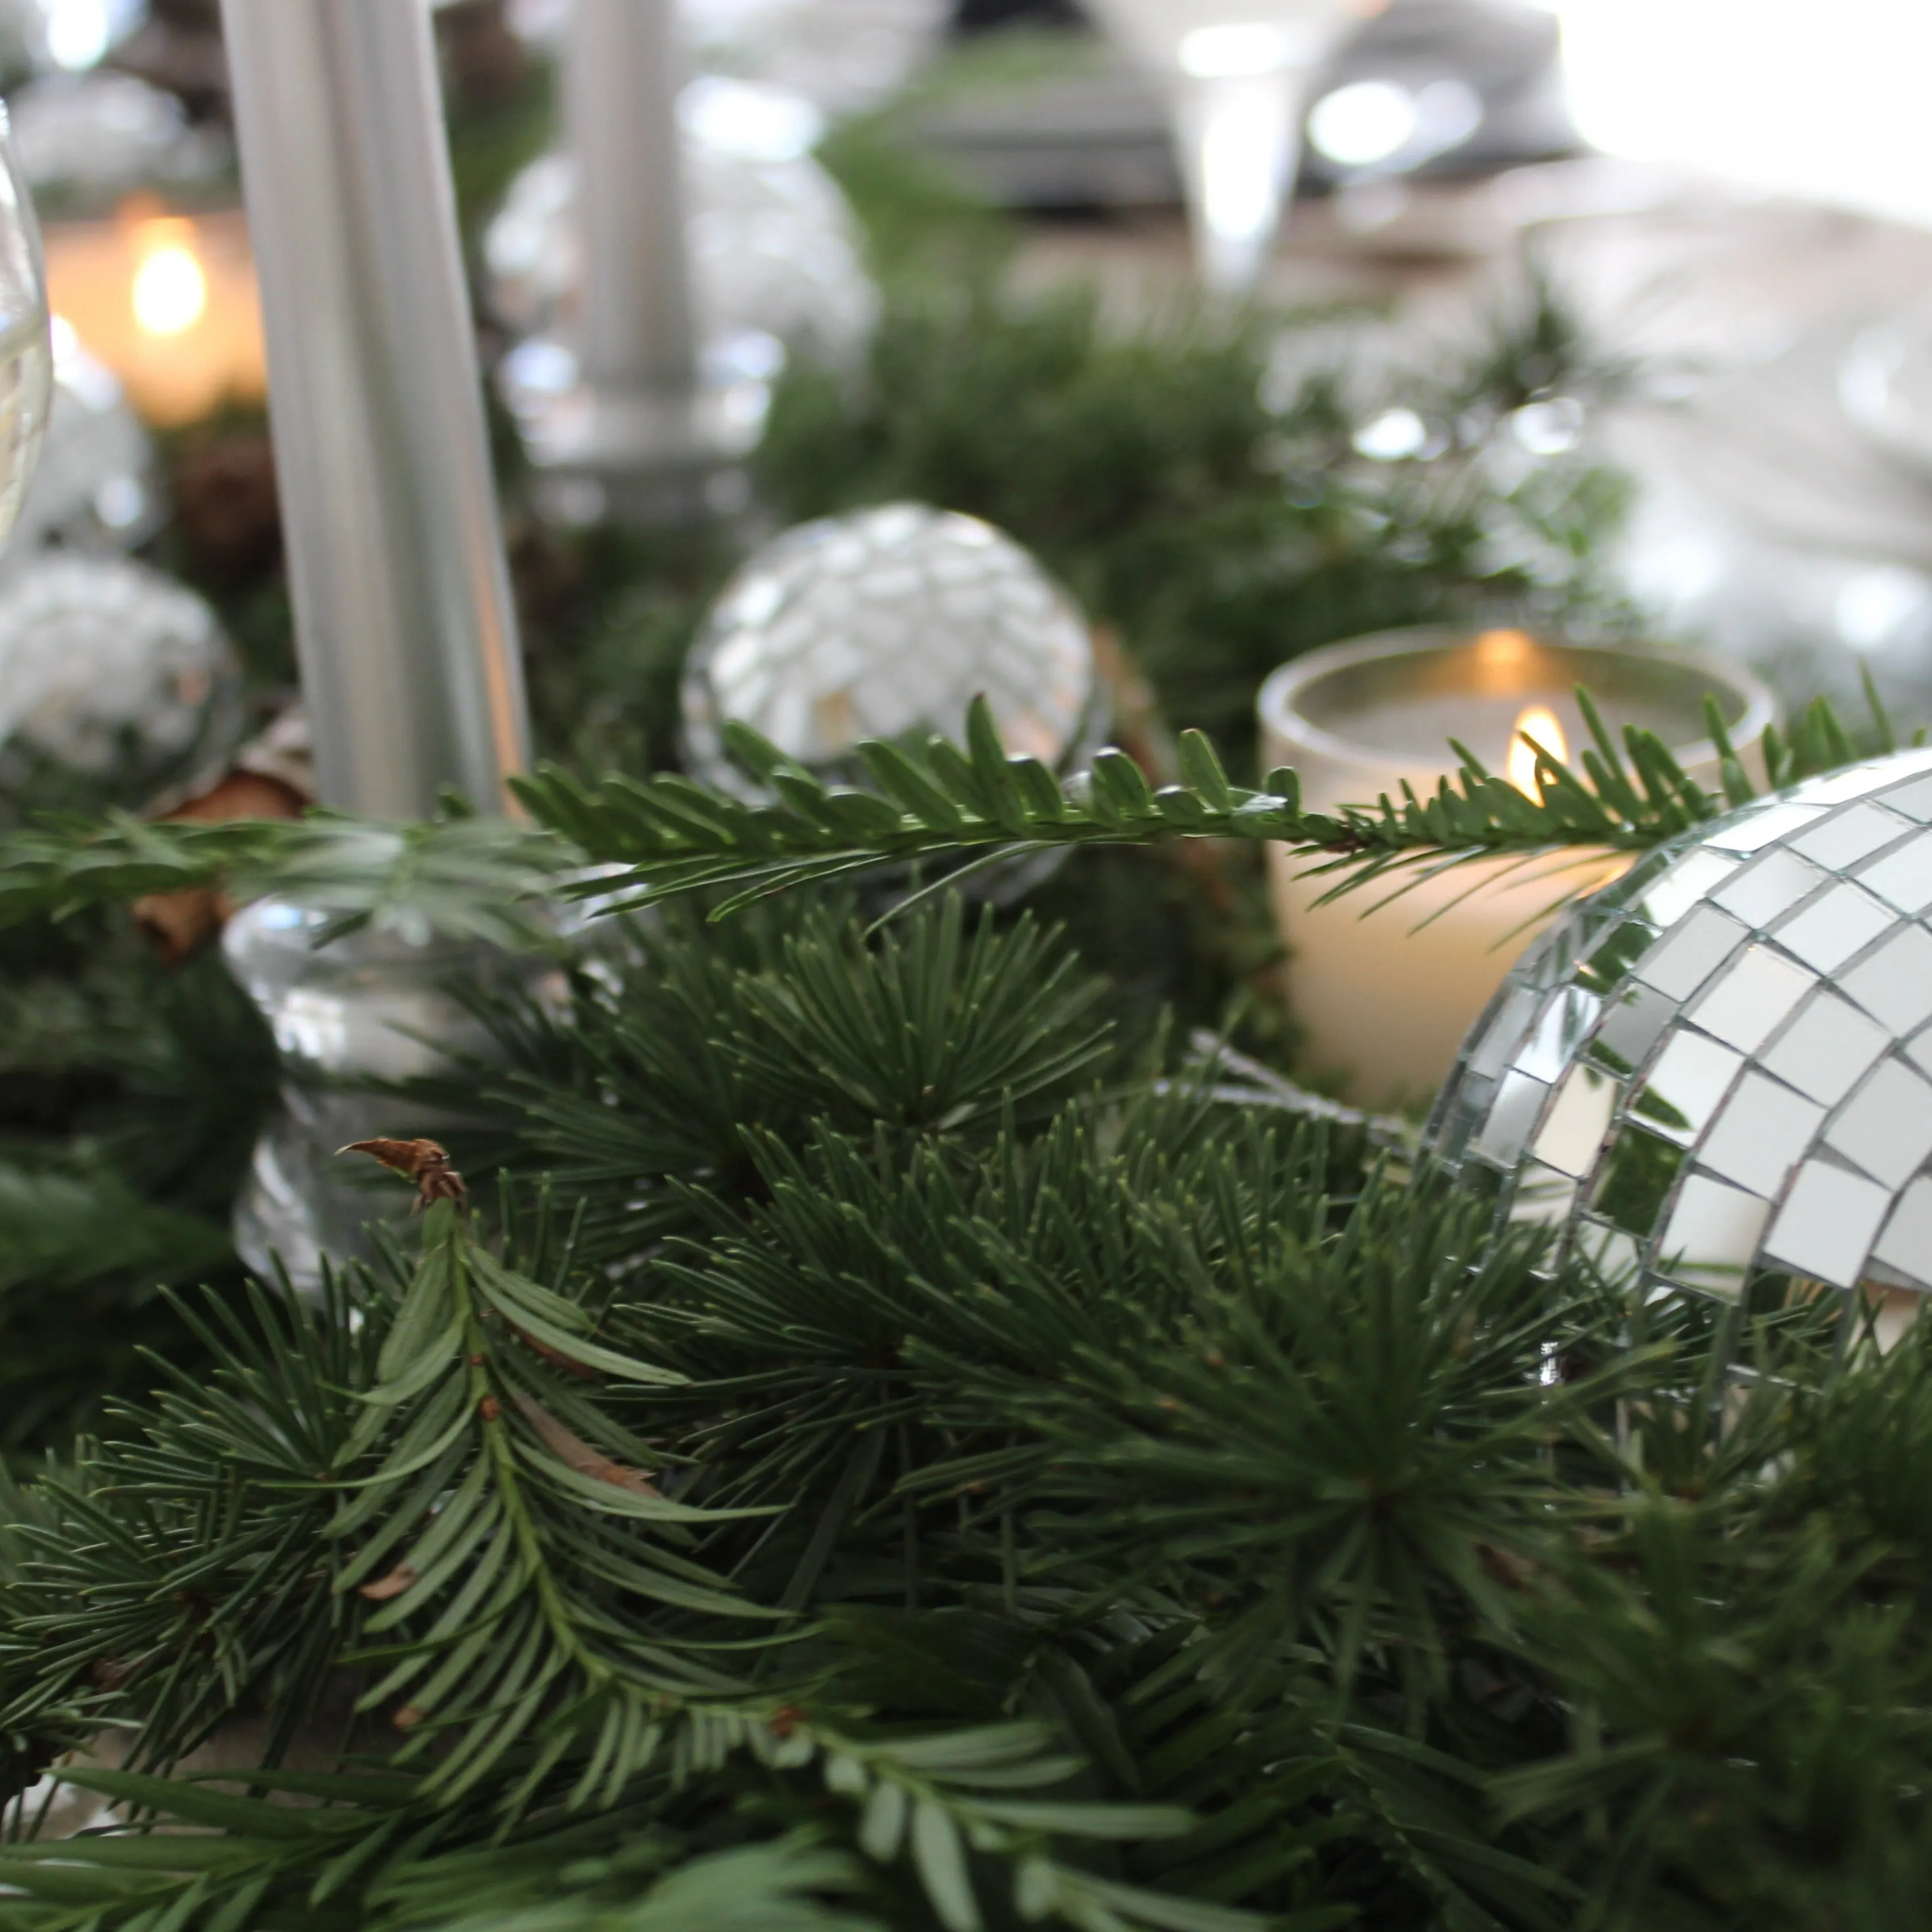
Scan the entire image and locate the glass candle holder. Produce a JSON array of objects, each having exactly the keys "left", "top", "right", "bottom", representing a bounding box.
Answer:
[{"left": 1257, "top": 625, "right": 1778, "bottom": 1107}]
